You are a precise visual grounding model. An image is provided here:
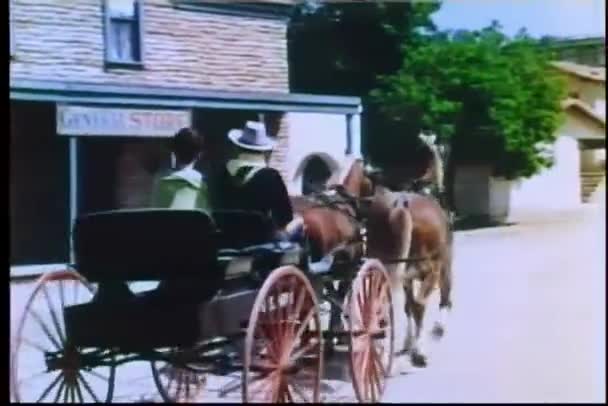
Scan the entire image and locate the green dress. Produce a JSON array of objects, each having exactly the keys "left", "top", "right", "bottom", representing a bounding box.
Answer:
[{"left": 150, "top": 166, "right": 210, "bottom": 212}]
